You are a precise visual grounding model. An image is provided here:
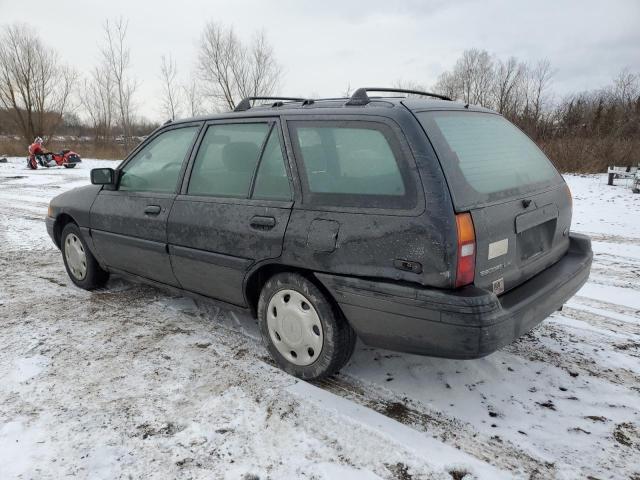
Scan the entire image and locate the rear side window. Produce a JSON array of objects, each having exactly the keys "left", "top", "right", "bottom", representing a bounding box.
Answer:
[
  {"left": 252, "top": 130, "right": 292, "bottom": 201},
  {"left": 416, "top": 111, "right": 563, "bottom": 209},
  {"left": 289, "top": 121, "right": 413, "bottom": 209},
  {"left": 188, "top": 123, "right": 270, "bottom": 198}
]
